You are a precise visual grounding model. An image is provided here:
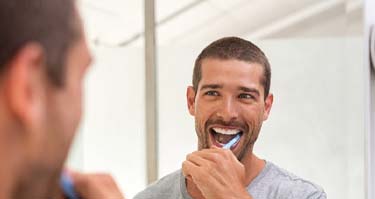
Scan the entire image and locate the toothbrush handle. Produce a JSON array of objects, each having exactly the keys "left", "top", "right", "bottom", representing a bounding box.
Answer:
[
  {"left": 222, "top": 134, "right": 241, "bottom": 149},
  {"left": 60, "top": 172, "right": 80, "bottom": 199}
]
